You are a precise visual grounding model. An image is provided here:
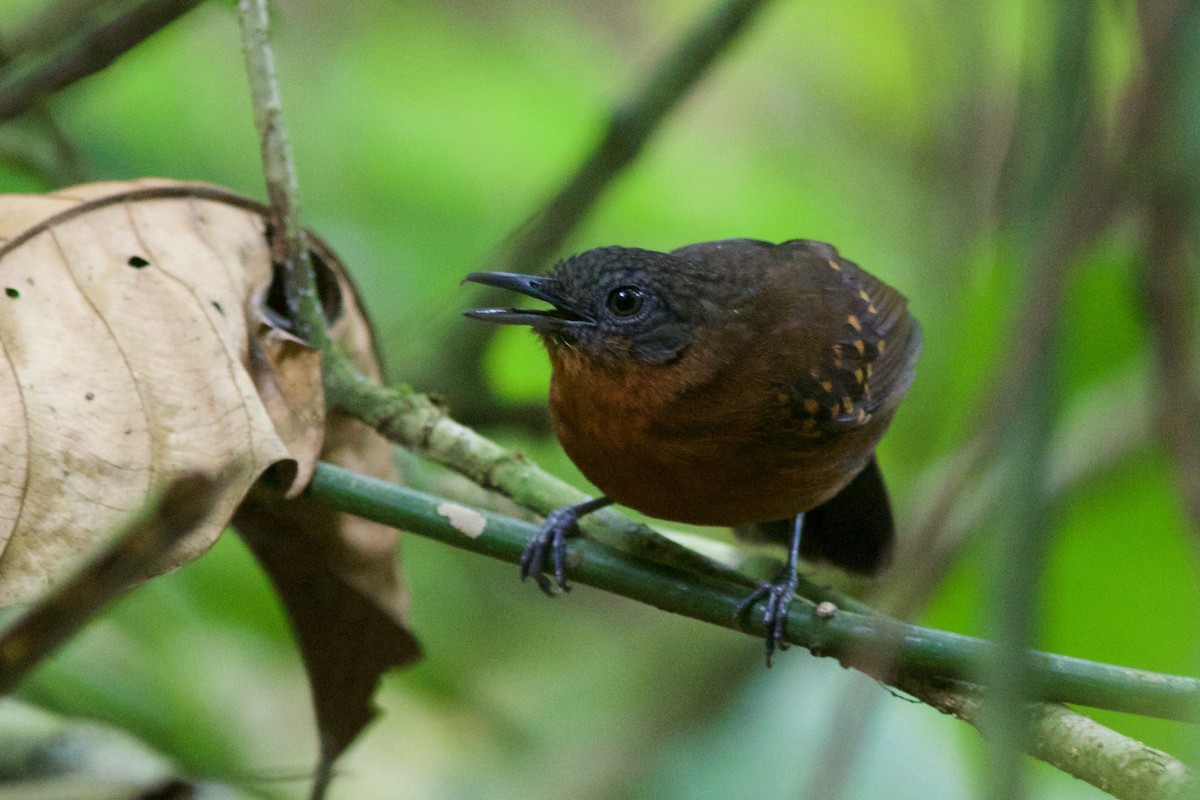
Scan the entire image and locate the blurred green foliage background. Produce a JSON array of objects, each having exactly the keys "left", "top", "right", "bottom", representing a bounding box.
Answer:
[{"left": 1, "top": 0, "right": 1198, "bottom": 798}]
